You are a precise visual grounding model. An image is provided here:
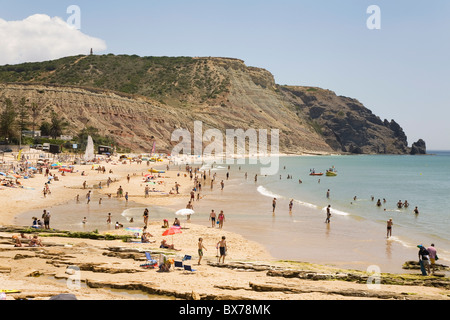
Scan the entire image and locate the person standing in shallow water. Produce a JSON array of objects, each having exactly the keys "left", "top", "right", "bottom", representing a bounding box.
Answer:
[
  {"left": 387, "top": 218, "right": 393, "bottom": 238},
  {"left": 325, "top": 205, "right": 331, "bottom": 224},
  {"left": 272, "top": 198, "right": 277, "bottom": 214},
  {"left": 209, "top": 209, "right": 216, "bottom": 228},
  {"left": 218, "top": 210, "right": 225, "bottom": 229}
]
